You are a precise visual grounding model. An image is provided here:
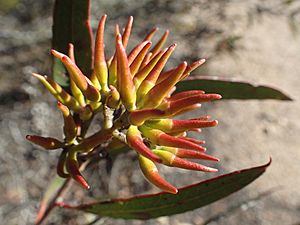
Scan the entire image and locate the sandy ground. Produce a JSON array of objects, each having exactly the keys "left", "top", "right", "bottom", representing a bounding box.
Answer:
[{"left": 0, "top": 0, "right": 300, "bottom": 224}]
